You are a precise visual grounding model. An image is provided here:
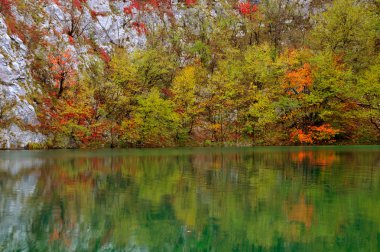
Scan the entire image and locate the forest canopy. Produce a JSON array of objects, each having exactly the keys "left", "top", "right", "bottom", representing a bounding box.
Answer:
[{"left": 2, "top": 0, "right": 379, "bottom": 148}]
